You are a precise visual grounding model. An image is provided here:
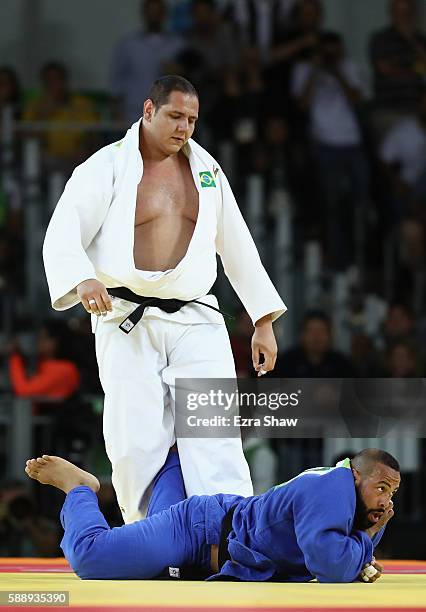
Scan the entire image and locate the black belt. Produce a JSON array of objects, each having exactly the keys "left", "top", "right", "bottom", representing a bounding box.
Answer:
[
  {"left": 108, "top": 287, "right": 234, "bottom": 334},
  {"left": 218, "top": 505, "right": 237, "bottom": 570}
]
